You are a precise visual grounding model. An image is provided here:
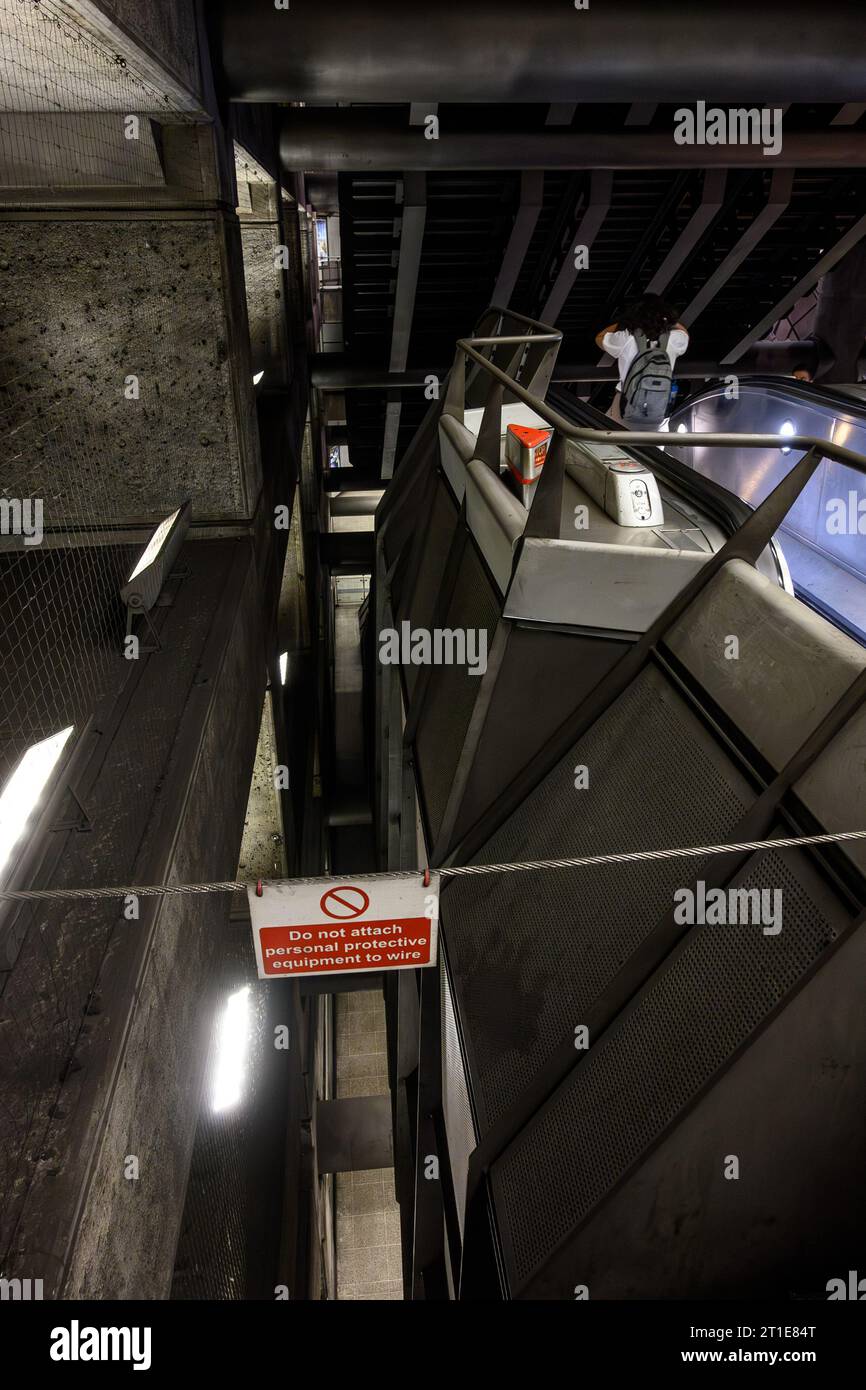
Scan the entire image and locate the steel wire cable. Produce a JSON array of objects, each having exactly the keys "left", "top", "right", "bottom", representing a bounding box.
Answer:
[{"left": 1, "top": 826, "right": 865, "bottom": 903}]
